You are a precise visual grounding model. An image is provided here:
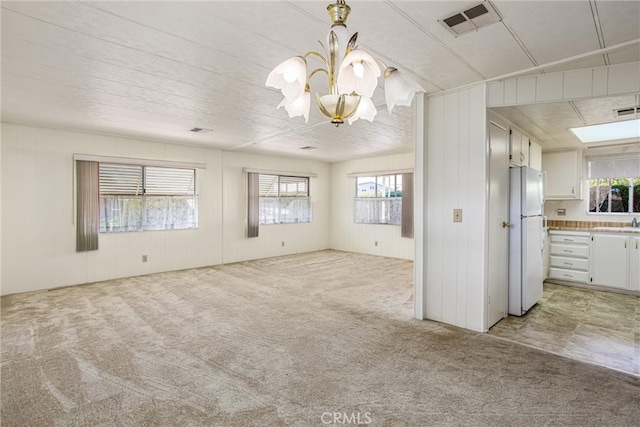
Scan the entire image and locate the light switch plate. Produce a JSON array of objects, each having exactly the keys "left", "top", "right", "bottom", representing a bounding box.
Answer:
[{"left": 453, "top": 208, "right": 462, "bottom": 223}]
